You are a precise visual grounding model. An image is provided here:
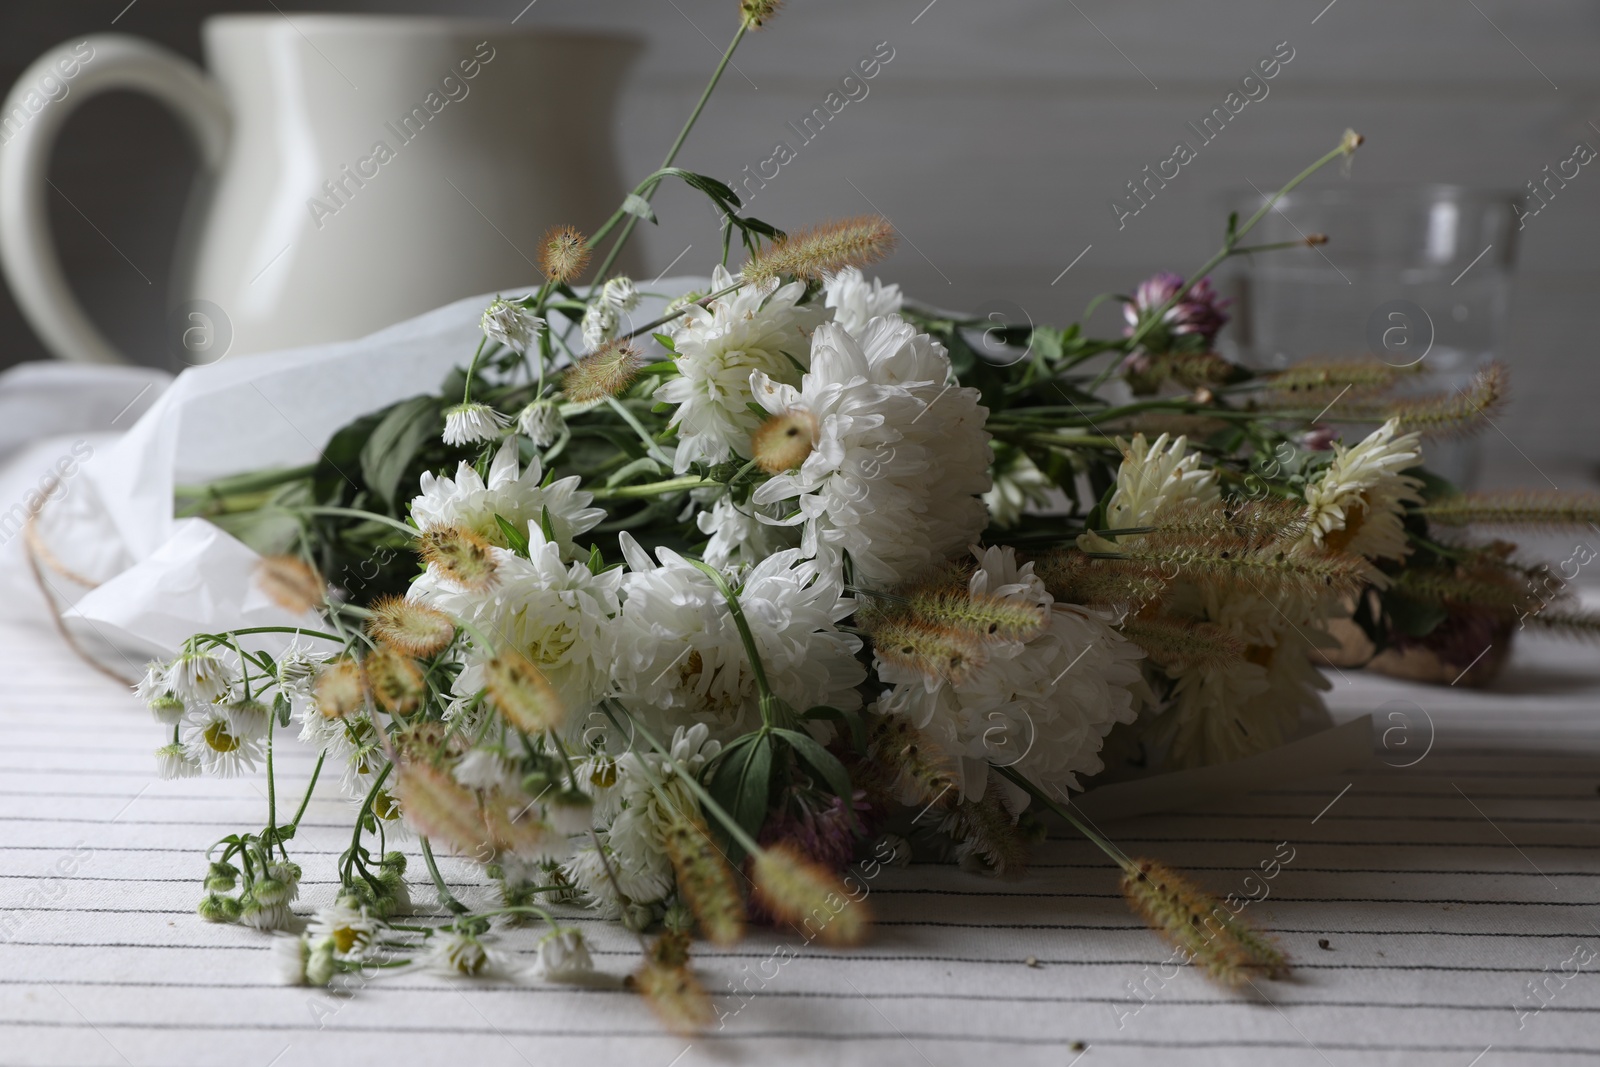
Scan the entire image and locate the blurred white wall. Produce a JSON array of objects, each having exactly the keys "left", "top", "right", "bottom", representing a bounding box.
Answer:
[{"left": 2, "top": 0, "right": 1597, "bottom": 470}]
